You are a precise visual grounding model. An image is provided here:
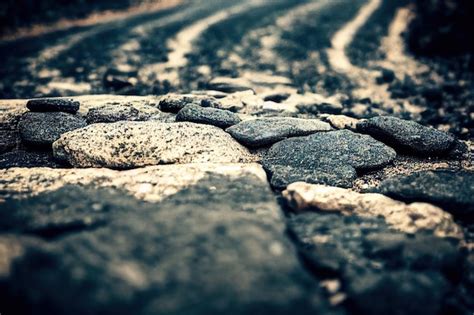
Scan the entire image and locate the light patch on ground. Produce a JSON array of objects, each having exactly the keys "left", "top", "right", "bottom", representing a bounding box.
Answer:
[{"left": 138, "top": 0, "right": 268, "bottom": 85}]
